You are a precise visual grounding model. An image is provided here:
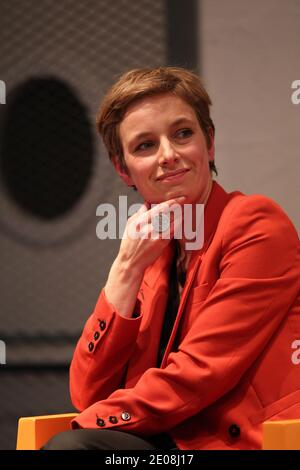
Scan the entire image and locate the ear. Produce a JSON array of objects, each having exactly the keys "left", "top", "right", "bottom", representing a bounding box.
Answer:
[
  {"left": 112, "top": 156, "right": 134, "bottom": 186},
  {"left": 207, "top": 127, "right": 215, "bottom": 162}
]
